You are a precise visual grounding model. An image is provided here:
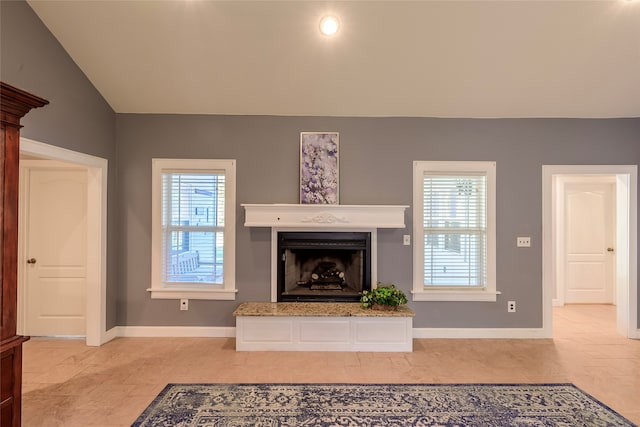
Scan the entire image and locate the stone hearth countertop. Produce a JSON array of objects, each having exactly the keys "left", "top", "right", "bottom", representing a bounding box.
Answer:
[{"left": 233, "top": 302, "right": 415, "bottom": 317}]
